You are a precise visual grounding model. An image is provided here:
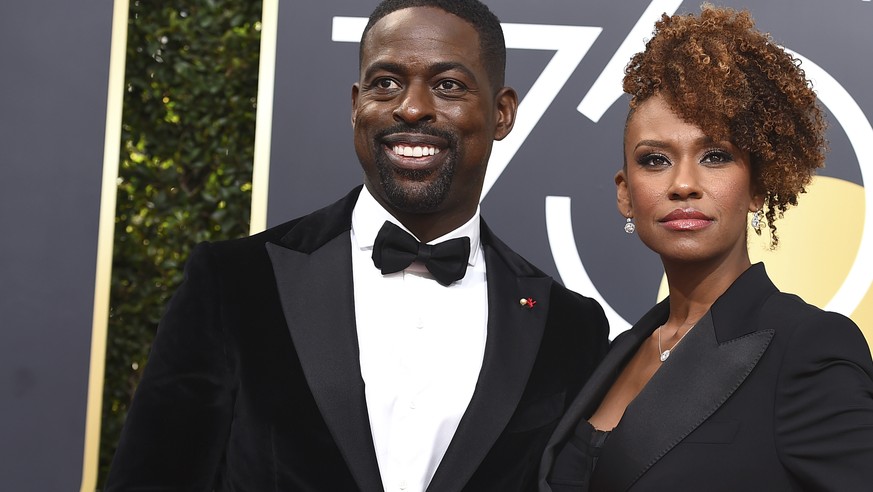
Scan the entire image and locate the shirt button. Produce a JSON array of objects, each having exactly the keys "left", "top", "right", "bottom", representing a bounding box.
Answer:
[
  {"left": 399, "top": 480, "right": 408, "bottom": 490},
  {"left": 409, "top": 401, "right": 416, "bottom": 410}
]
